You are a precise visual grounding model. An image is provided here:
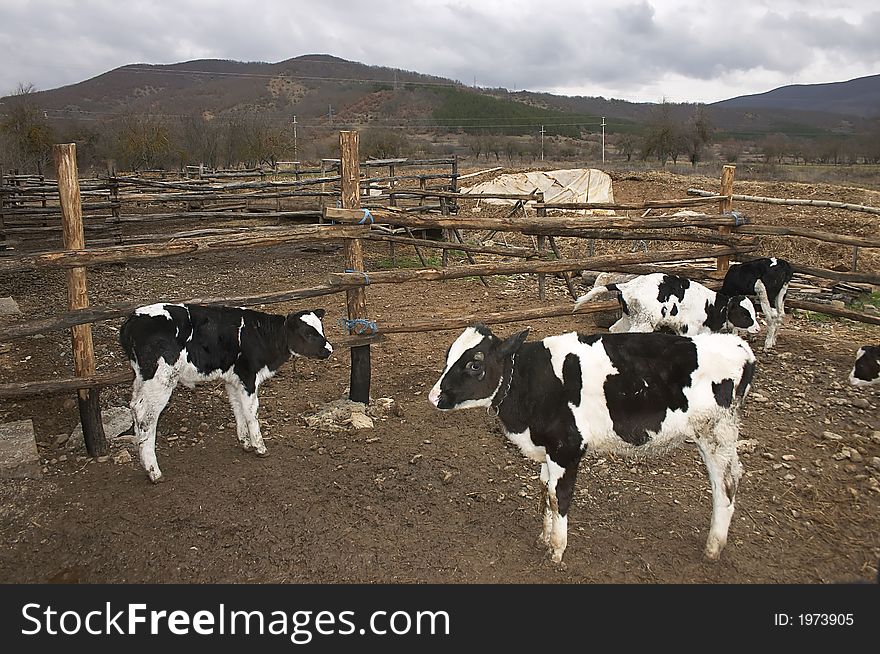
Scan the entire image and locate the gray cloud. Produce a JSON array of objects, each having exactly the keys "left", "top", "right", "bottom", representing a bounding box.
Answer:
[{"left": 0, "top": 0, "right": 877, "bottom": 102}]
